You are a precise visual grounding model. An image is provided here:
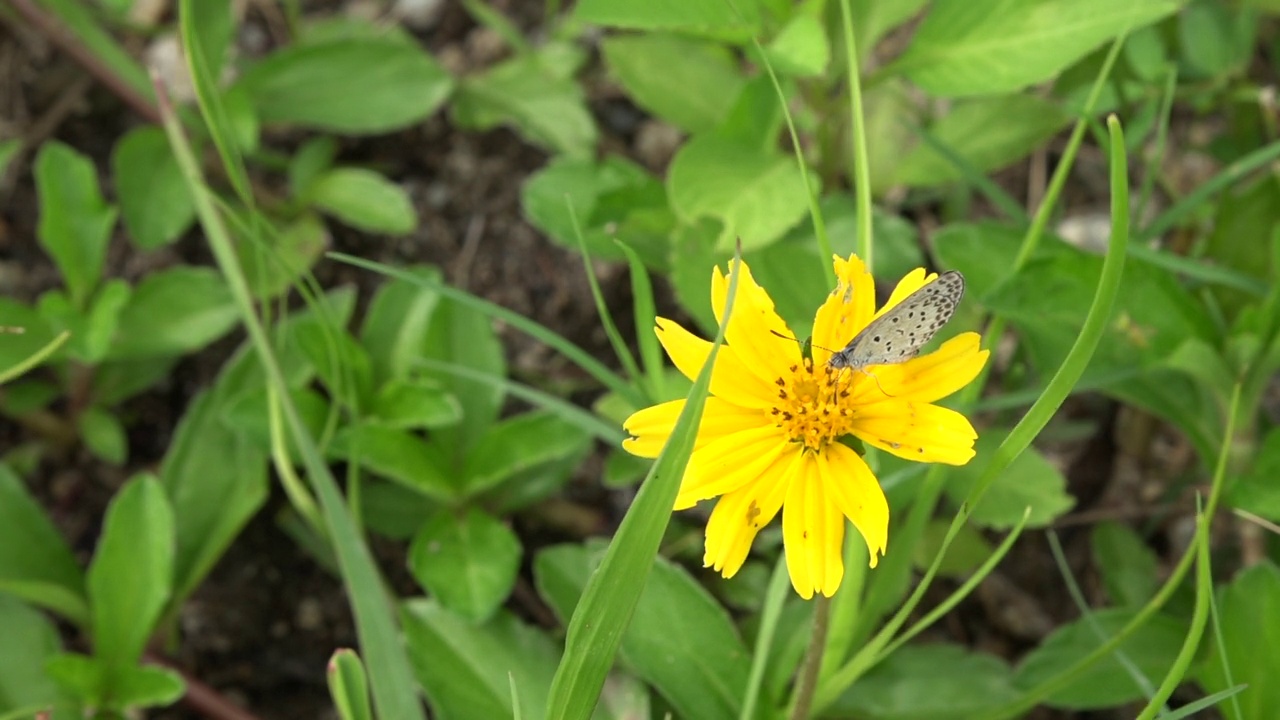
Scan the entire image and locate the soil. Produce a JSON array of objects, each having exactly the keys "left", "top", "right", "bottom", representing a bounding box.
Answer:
[{"left": 0, "top": 2, "right": 1213, "bottom": 720}]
